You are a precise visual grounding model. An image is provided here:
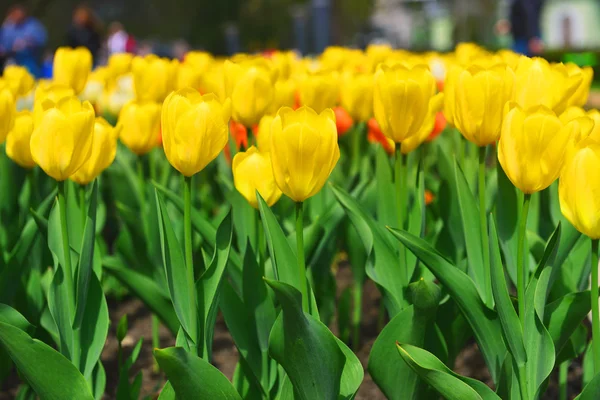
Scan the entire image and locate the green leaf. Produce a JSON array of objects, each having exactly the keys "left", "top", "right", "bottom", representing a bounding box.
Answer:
[
  {"left": 545, "top": 290, "right": 592, "bottom": 356},
  {"left": 454, "top": 160, "right": 490, "bottom": 307},
  {"left": 116, "top": 315, "right": 128, "bottom": 344},
  {"left": 78, "top": 273, "right": 109, "bottom": 380},
  {"left": 387, "top": 228, "right": 505, "bottom": 382},
  {"left": 266, "top": 279, "right": 363, "bottom": 400},
  {"left": 331, "top": 183, "right": 406, "bottom": 316},
  {"left": 103, "top": 256, "right": 179, "bottom": 335},
  {"left": 488, "top": 216, "right": 527, "bottom": 367},
  {"left": 0, "top": 321, "right": 94, "bottom": 400},
  {"left": 0, "top": 304, "right": 34, "bottom": 332},
  {"left": 397, "top": 343, "right": 501, "bottom": 400},
  {"left": 576, "top": 371, "right": 600, "bottom": 400},
  {"left": 155, "top": 189, "right": 196, "bottom": 342},
  {"left": 74, "top": 180, "right": 98, "bottom": 328},
  {"left": 495, "top": 162, "right": 520, "bottom": 286},
  {"left": 154, "top": 346, "right": 242, "bottom": 400}
]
